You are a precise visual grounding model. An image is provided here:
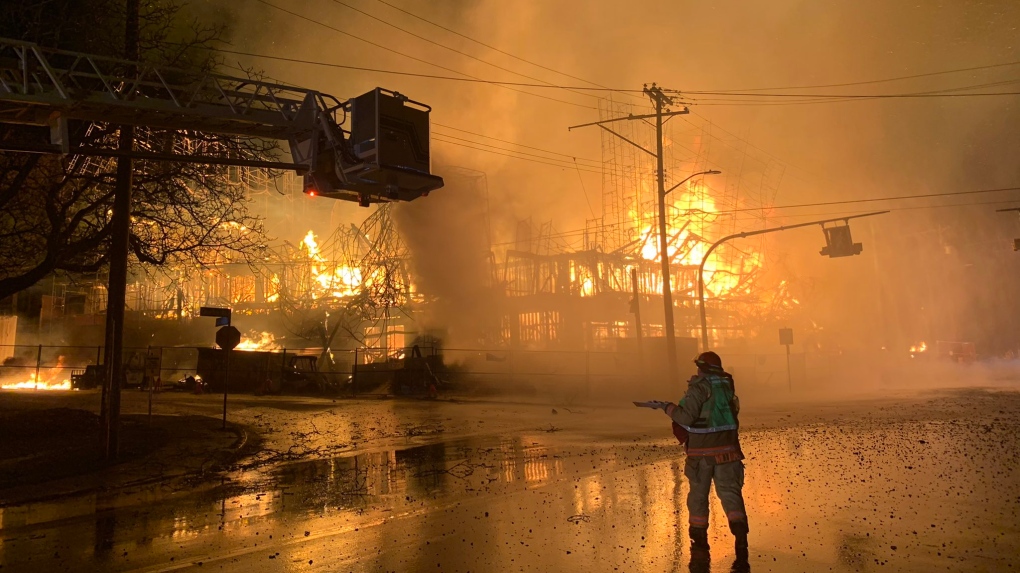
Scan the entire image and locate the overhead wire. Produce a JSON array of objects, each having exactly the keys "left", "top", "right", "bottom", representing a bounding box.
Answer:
[
  {"left": 483, "top": 187, "right": 1020, "bottom": 248},
  {"left": 370, "top": 0, "right": 648, "bottom": 103},
  {"left": 706, "top": 185, "right": 1020, "bottom": 215},
  {"left": 215, "top": 47, "right": 642, "bottom": 92},
  {"left": 487, "top": 197, "right": 1020, "bottom": 250},
  {"left": 248, "top": 0, "right": 597, "bottom": 109},
  {"left": 431, "top": 134, "right": 603, "bottom": 173},
  {"left": 326, "top": 0, "right": 603, "bottom": 103},
  {"left": 433, "top": 122, "right": 600, "bottom": 162},
  {"left": 697, "top": 59, "right": 1020, "bottom": 92},
  {"left": 431, "top": 136, "right": 604, "bottom": 174},
  {"left": 682, "top": 78, "right": 1020, "bottom": 106}
]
